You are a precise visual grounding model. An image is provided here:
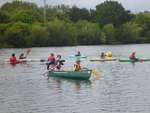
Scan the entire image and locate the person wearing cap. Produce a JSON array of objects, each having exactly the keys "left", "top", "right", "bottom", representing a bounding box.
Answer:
[
  {"left": 19, "top": 53, "right": 26, "bottom": 59},
  {"left": 100, "top": 52, "right": 105, "bottom": 59},
  {"left": 74, "top": 60, "right": 81, "bottom": 71}
]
